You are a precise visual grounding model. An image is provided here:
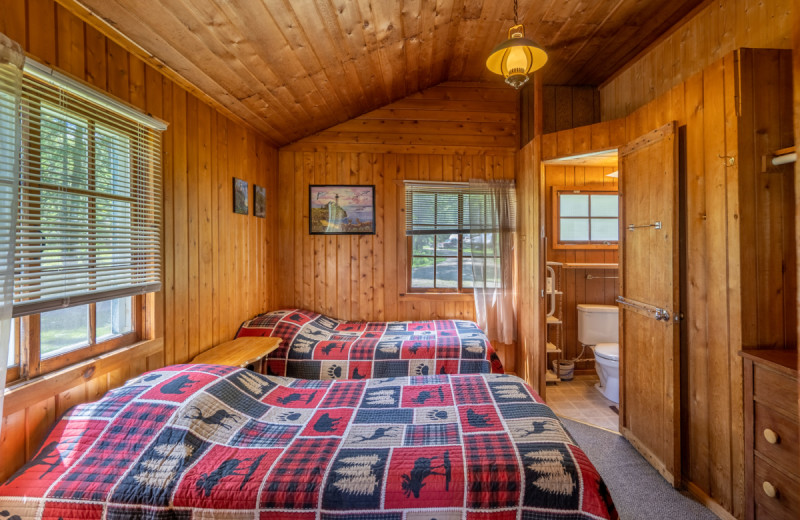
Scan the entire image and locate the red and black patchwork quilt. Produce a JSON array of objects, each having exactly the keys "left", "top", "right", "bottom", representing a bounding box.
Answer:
[
  {"left": 236, "top": 309, "right": 504, "bottom": 379},
  {"left": 0, "top": 365, "right": 617, "bottom": 519}
]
